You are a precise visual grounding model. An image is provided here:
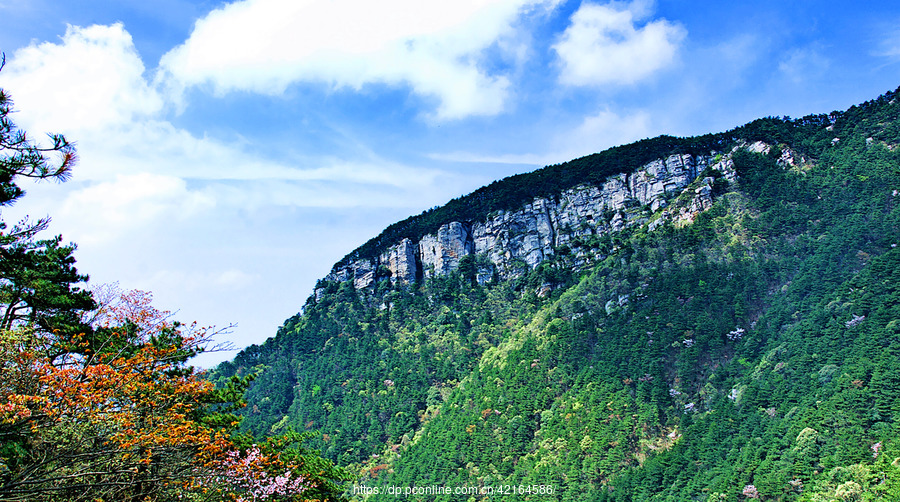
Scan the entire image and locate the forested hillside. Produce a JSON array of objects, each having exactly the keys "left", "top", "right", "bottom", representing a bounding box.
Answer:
[{"left": 213, "top": 88, "right": 900, "bottom": 500}]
